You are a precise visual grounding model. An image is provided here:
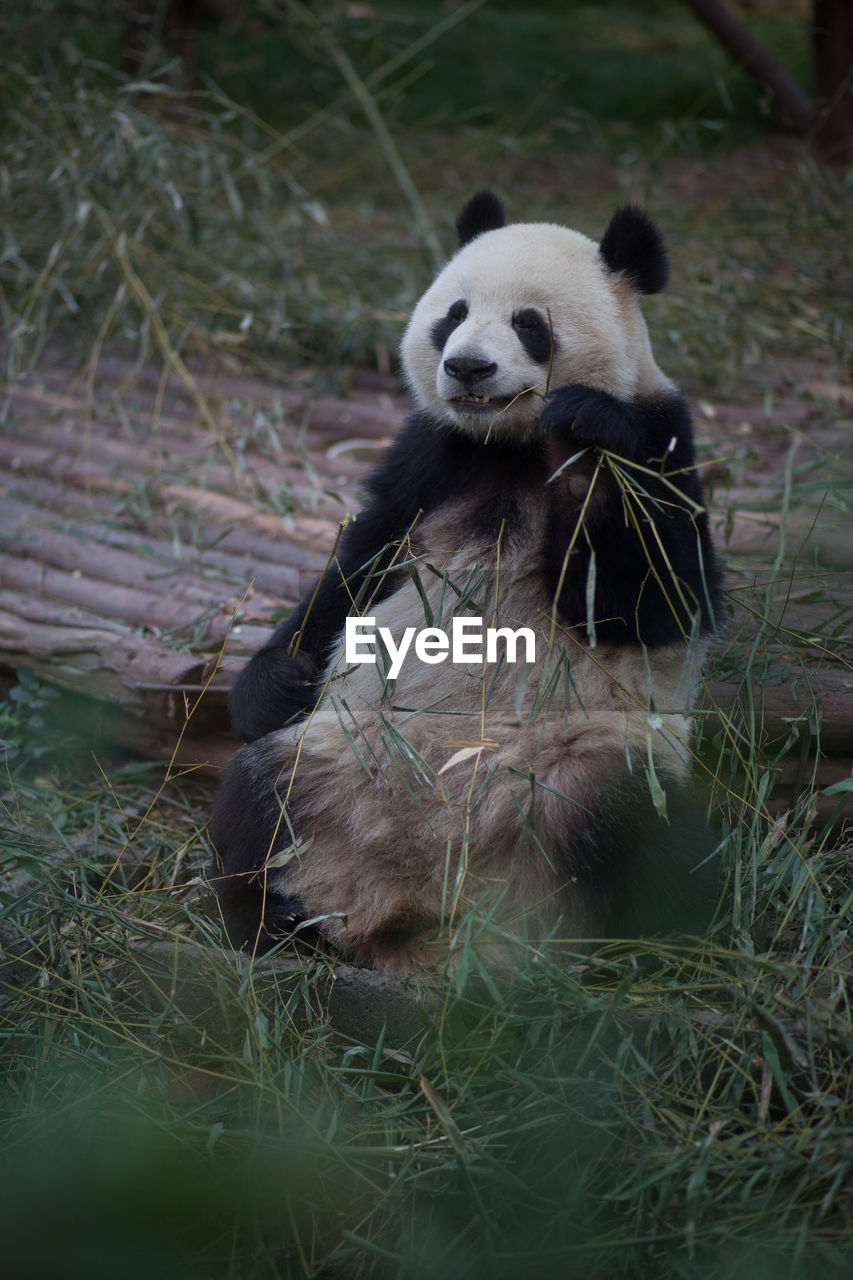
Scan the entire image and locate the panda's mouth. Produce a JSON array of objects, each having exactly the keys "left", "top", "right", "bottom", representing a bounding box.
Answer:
[{"left": 450, "top": 391, "right": 528, "bottom": 409}]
